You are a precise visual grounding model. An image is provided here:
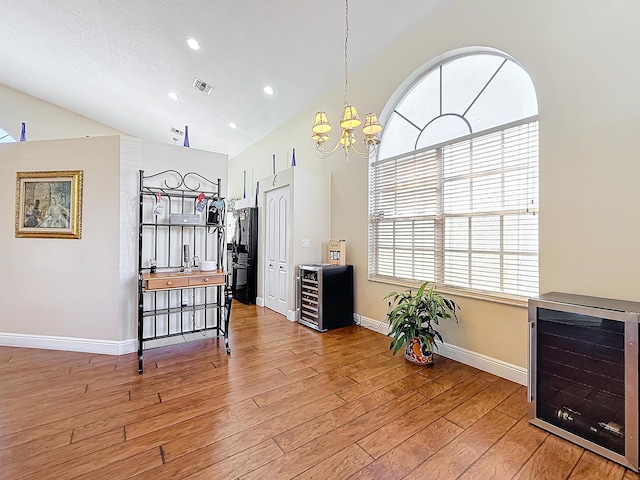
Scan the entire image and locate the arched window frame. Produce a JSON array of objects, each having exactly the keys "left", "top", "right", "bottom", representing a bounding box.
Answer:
[{"left": 368, "top": 49, "right": 539, "bottom": 304}]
